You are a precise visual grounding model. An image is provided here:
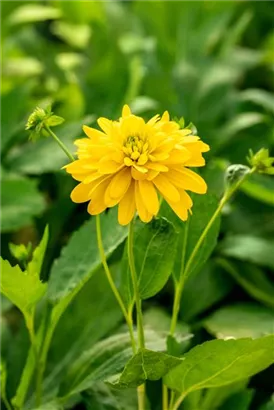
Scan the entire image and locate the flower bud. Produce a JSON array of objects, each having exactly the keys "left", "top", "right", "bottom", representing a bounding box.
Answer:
[
  {"left": 225, "top": 164, "right": 251, "bottom": 187},
  {"left": 25, "top": 106, "right": 64, "bottom": 141}
]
